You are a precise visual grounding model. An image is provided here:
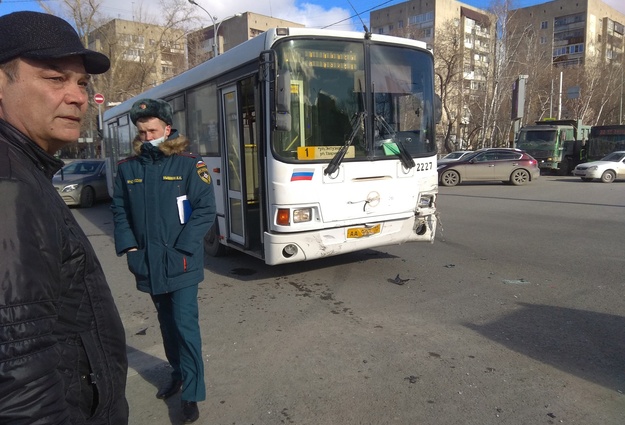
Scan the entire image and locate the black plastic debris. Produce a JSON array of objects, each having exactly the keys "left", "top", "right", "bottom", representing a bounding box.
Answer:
[{"left": 388, "top": 274, "right": 410, "bottom": 285}]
